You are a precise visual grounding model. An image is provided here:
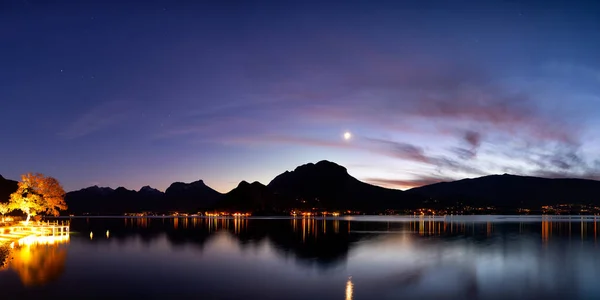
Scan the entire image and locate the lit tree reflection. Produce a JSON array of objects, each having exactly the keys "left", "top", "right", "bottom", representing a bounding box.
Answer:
[{"left": 8, "top": 244, "right": 67, "bottom": 286}]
